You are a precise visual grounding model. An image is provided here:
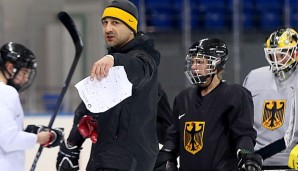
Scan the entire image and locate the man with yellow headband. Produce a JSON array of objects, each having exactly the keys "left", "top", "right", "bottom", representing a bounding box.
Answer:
[{"left": 56, "top": 0, "right": 161, "bottom": 171}]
